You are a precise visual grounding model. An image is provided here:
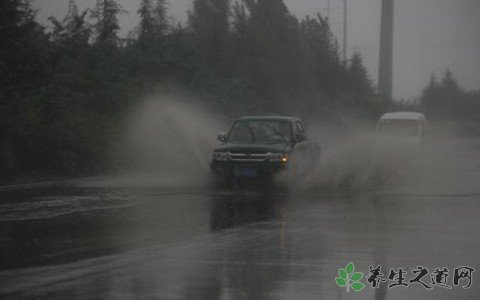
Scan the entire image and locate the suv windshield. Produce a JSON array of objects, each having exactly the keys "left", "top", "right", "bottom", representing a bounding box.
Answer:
[{"left": 228, "top": 120, "right": 292, "bottom": 144}]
